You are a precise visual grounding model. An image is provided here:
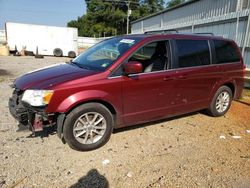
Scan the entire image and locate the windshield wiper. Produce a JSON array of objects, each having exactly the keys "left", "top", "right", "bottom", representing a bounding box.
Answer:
[
  {"left": 70, "top": 61, "right": 81, "bottom": 67},
  {"left": 70, "top": 61, "right": 91, "bottom": 70}
]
